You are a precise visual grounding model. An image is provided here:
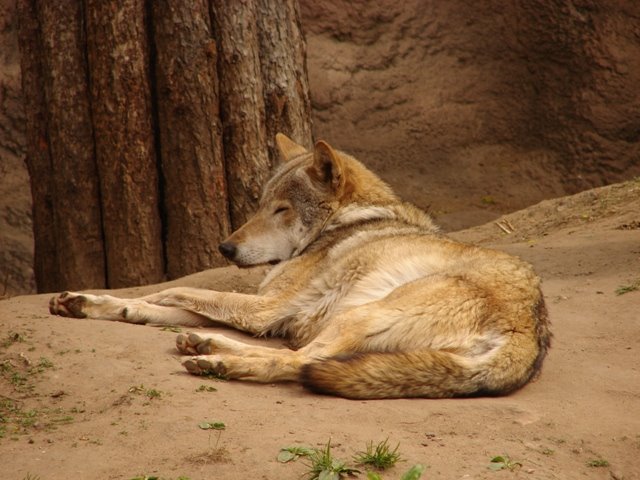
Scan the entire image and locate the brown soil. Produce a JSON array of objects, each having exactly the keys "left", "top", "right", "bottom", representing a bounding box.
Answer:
[{"left": 1, "top": 180, "right": 639, "bottom": 479}]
